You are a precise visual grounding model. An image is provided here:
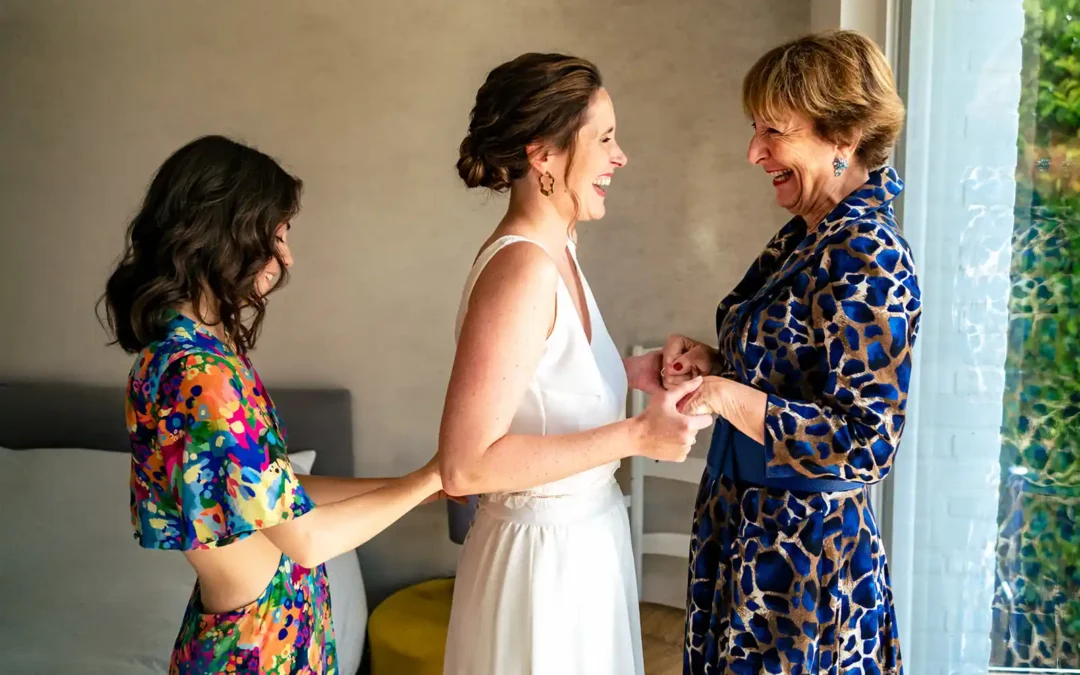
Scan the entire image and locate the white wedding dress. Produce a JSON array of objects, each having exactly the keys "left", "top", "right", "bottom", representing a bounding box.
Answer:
[{"left": 443, "top": 235, "right": 645, "bottom": 675}]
